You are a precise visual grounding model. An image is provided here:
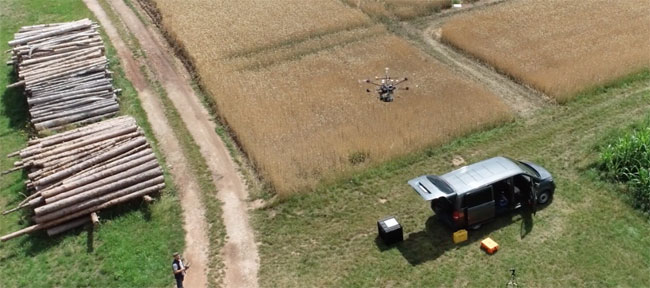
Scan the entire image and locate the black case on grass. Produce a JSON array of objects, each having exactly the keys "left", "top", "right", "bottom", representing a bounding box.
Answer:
[{"left": 377, "top": 216, "right": 403, "bottom": 245}]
